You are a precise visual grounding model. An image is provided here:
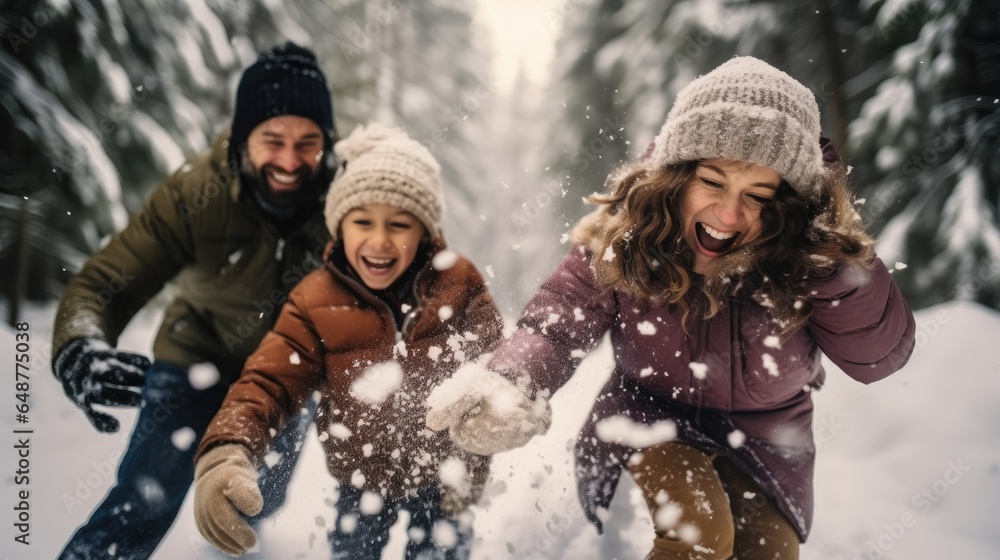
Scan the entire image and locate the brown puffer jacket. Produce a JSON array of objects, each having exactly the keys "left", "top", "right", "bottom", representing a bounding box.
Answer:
[
  {"left": 51, "top": 132, "right": 329, "bottom": 381},
  {"left": 196, "top": 241, "right": 504, "bottom": 505}
]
